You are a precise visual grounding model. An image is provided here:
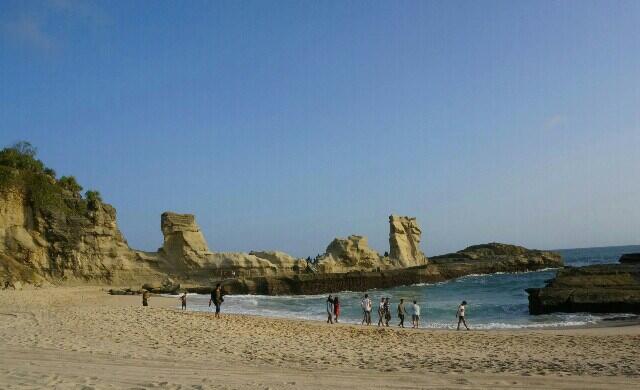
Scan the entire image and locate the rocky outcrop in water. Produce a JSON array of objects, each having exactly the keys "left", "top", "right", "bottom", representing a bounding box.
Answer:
[
  {"left": 431, "top": 242, "right": 561, "bottom": 269},
  {"left": 619, "top": 253, "right": 640, "bottom": 264},
  {"left": 205, "top": 244, "right": 563, "bottom": 295},
  {"left": 526, "top": 258, "right": 640, "bottom": 315},
  {"left": 389, "top": 215, "right": 427, "bottom": 267}
]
